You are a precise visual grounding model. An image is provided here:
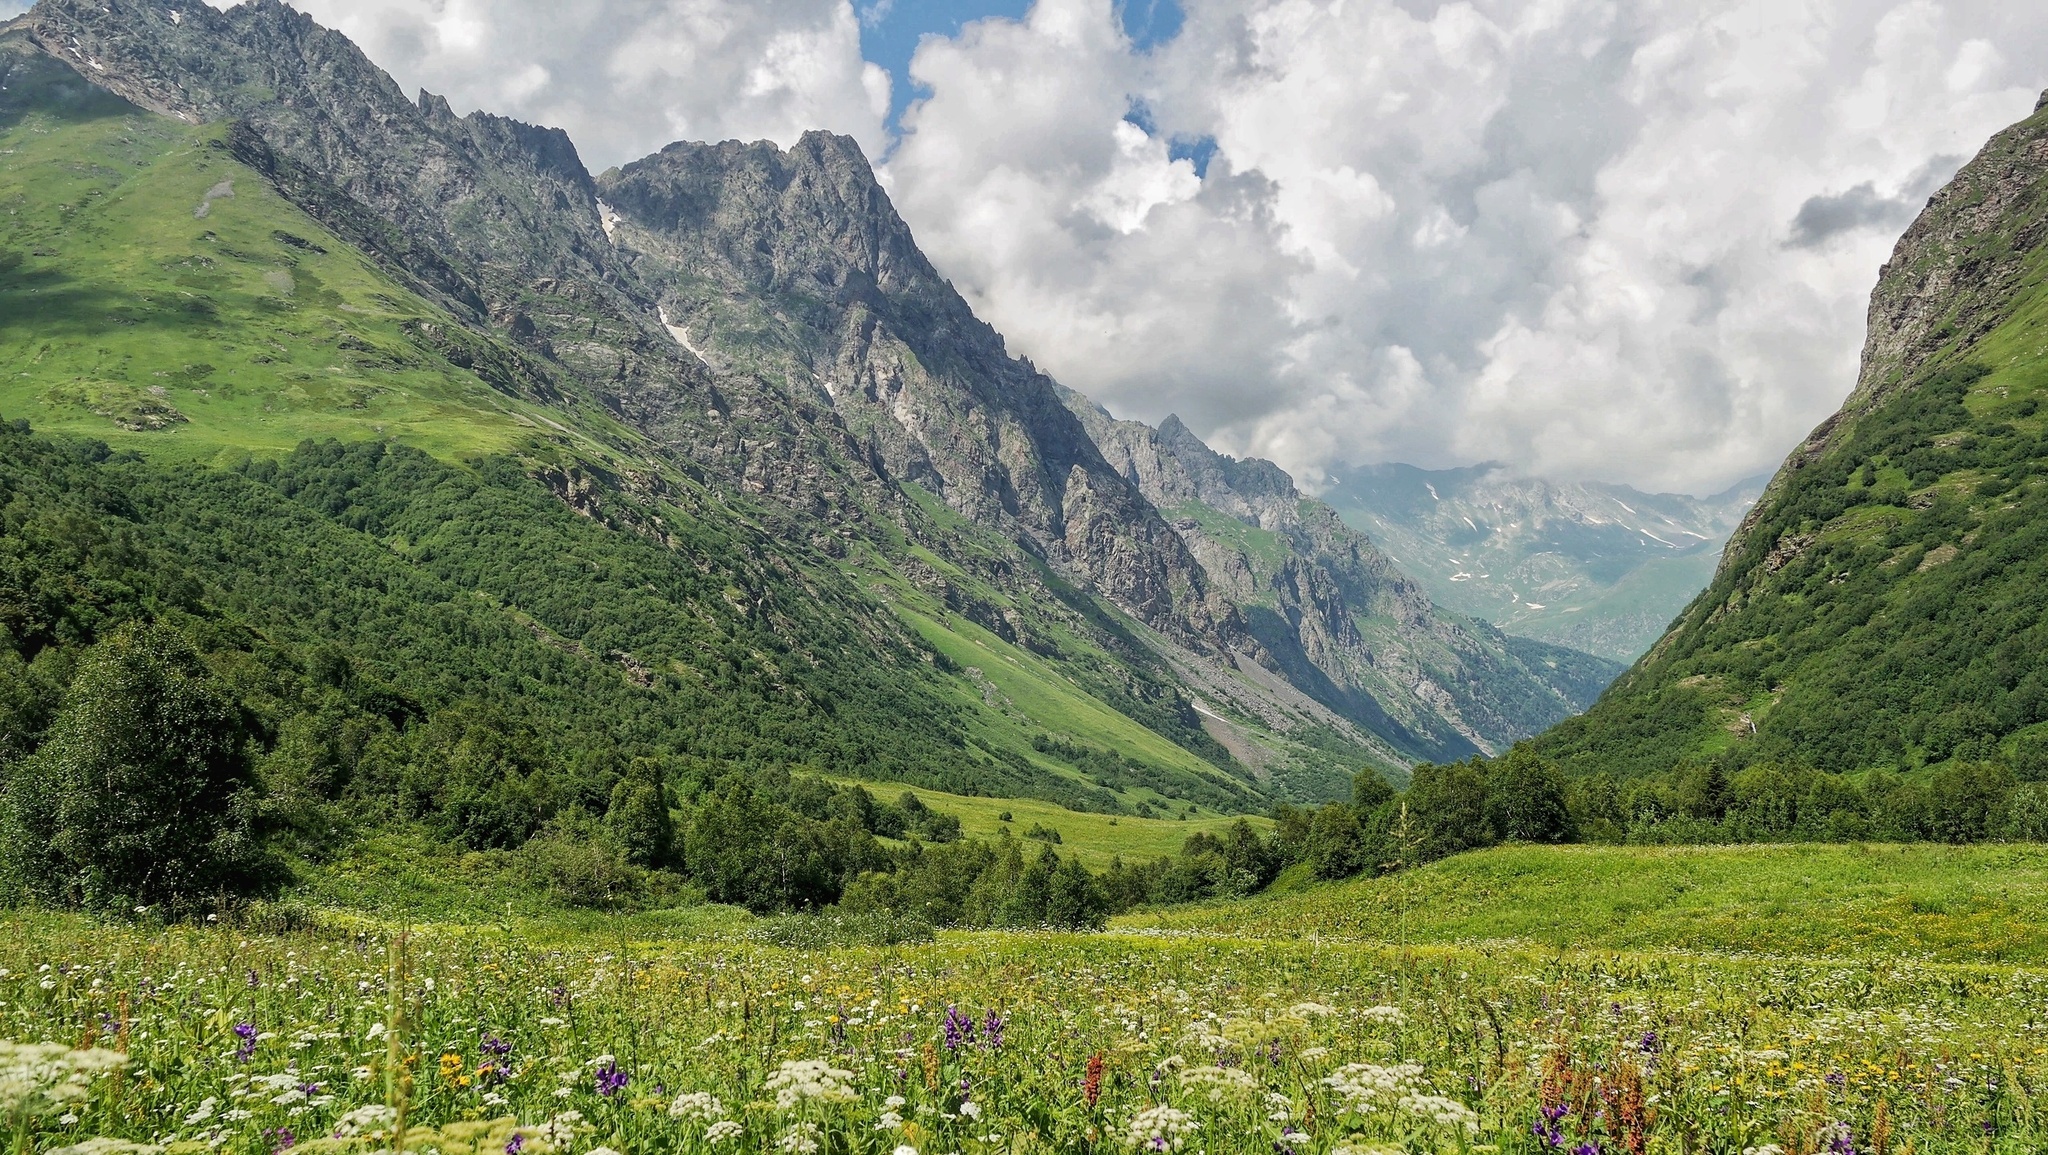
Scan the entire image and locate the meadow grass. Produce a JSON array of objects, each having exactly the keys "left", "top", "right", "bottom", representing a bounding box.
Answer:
[
  {"left": 1122, "top": 841, "right": 2048, "bottom": 964},
  {"left": 838, "top": 778, "right": 1273, "bottom": 870},
  {"left": 5, "top": 888, "right": 2046, "bottom": 1155}
]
